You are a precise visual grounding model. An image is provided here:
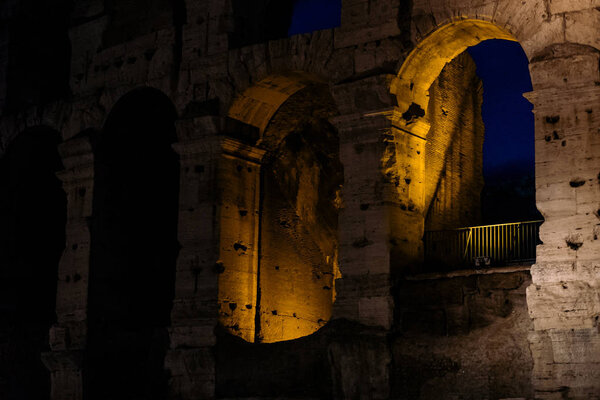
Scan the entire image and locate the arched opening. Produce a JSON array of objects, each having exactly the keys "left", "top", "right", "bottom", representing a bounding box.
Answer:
[
  {"left": 468, "top": 40, "right": 541, "bottom": 226},
  {"left": 222, "top": 74, "right": 342, "bottom": 343},
  {"left": 0, "top": 127, "right": 66, "bottom": 399},
  {"left": 390, "top": 20, "right": 541, "bottom": 271},
  {"left": 87, "top": 88, "right": 179, "bottom": 399}
]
